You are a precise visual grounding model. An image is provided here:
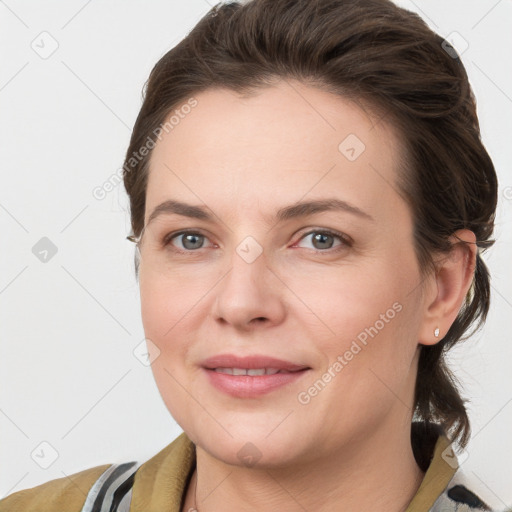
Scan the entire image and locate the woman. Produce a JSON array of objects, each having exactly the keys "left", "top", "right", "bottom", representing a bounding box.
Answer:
[{"left": 0, "top": 0, "right": 501, "bottom": 510}]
